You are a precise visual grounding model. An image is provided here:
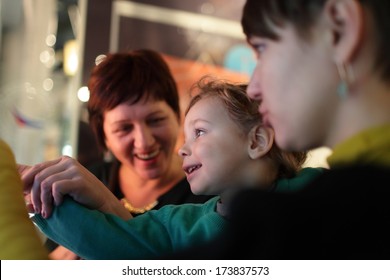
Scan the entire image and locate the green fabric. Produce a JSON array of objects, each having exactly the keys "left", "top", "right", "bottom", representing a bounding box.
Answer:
[
  {"left": 274, "top": 167, "right": 326, "bottom": 193},
  {"left": 31, "top": 168, "right": 324, "bottom": 260},
  {"left": 327, "top": 124, "right": 390, "bottom": 168},
  {"left": 32, "top": 196, "right": 225, "bottom": 260}
]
